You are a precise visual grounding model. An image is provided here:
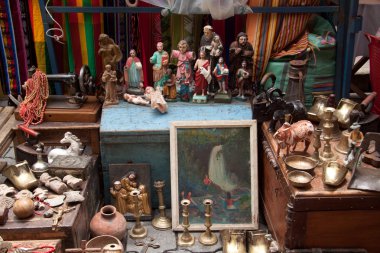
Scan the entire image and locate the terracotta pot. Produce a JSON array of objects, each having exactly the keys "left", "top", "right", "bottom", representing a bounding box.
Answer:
[
  {"left": 90, "top": 205, "right": 127, "bottom": 240},
  {"left": 13, "top": 197, "right": 34, "bottom": 219}
]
